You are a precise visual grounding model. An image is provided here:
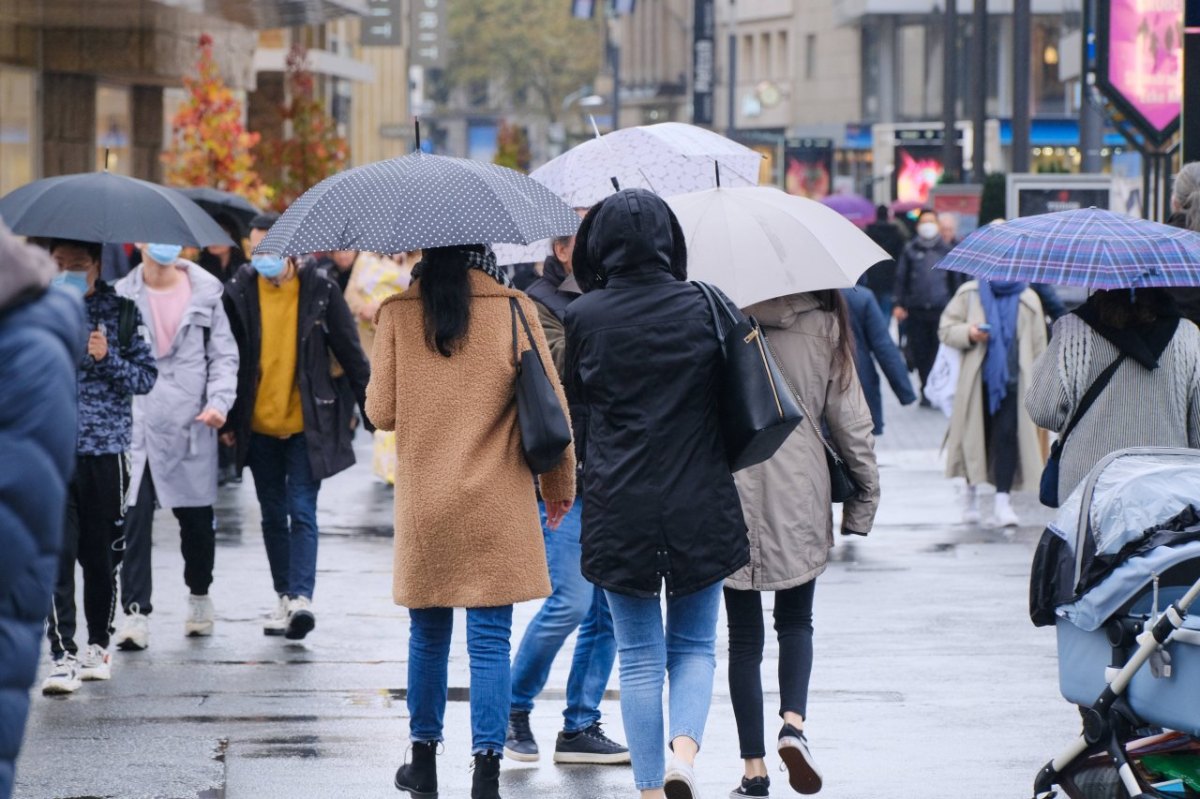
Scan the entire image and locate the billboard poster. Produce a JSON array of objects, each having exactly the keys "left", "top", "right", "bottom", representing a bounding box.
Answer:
[
  {"left": 783, "top": 138, "right": 833, "bottom": 199},
  {"left": 1006, "top": 174, "right": 1115, "bottom": 219},
  {"left": 892, "top": 145, "right": 945, "bottom": 206},
  {"left": 692, "top": 0, "right": 715, "bottom": 125},
  {"left": 1098, "top": 0, "right": 1183, "bottom": 144},
  {"left": 930, "top": 184, "right": 983, "bottom": 238}
]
